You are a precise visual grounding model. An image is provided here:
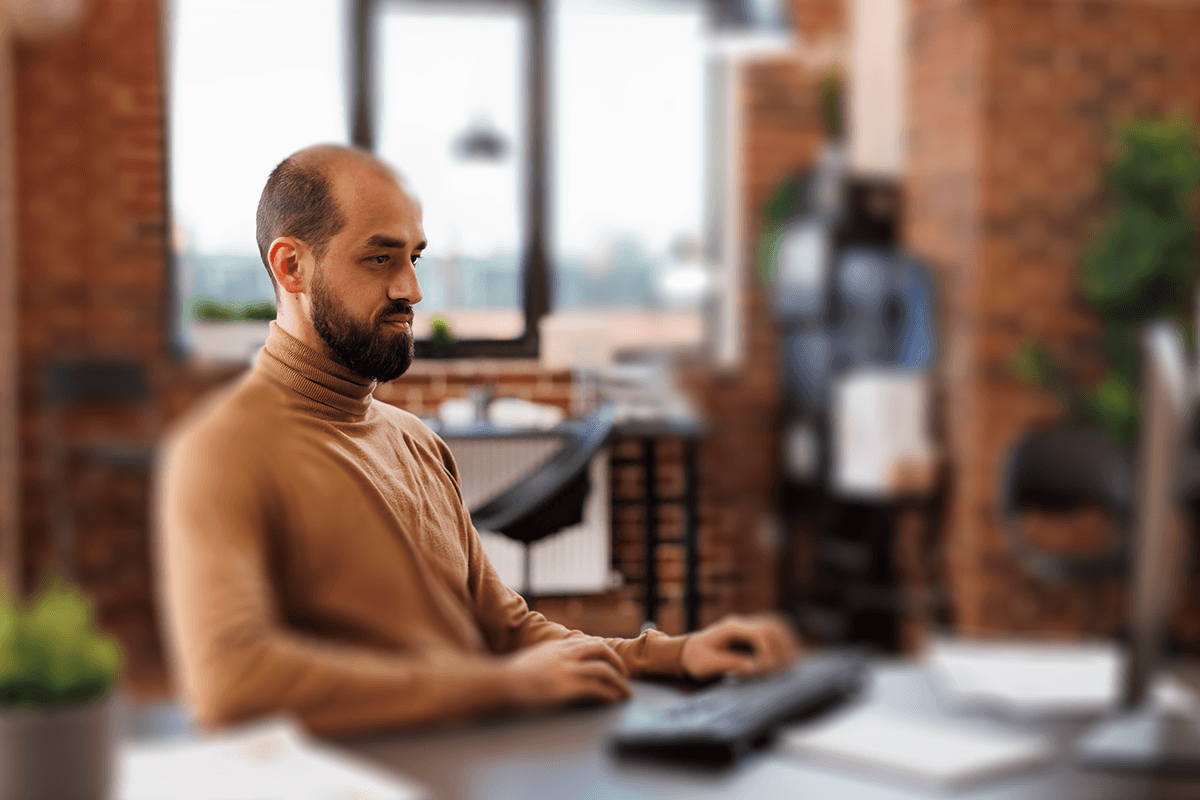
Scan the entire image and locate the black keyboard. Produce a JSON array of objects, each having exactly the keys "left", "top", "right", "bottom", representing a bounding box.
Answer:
[{"left": 611, "top": 652, "right": 867, "bottom": 763}]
